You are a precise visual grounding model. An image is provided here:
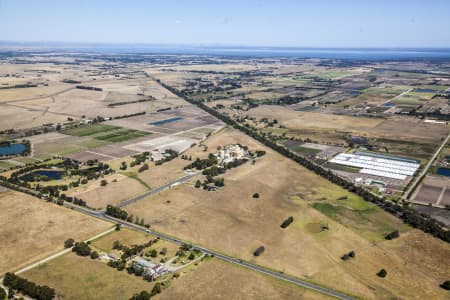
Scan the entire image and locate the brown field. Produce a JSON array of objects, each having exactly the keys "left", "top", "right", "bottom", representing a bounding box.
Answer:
[
  {"left": 412, "top": 176, "right": 450, "bottom": 207},
  {"left": 0, "top": 190, "right": 111, "bottom": 275},
  {"left": 125, "top": 128, "right": 450, "bottom": 299},
  {"left": 0, "top": 71, "right": 191, "bottom": 131},
  {"left": 22, "top": 227, "right": 326, "bottom": 300},
  {"left": 30, "top": 133, "right": 109, "bottom": 160},
  {"left": 248, "top": 105, "right": 448, "bottom": 144},
  {"left": 0, "top": 83, "right": 72, "bottom": 103},
  {"left": 414, "top": 184, "right": 443, "bottom": 205},
  {"left": 0, "top": 104, "right": 69, "bottom": 131},
  {"left": 23, "top": 252, "right": 155, "bottom": 300},
  {"left": 155, "top": 259, "right": 331, "bottom": 300},
  {"left": 136, "top": 159, "right": 190, "bottom": 189},
  {"left": 13, "top": 85, "right": 179, "bottom": 120},
  {"left": 66, "top": 174, "right": 149, "bottom": 209}
]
